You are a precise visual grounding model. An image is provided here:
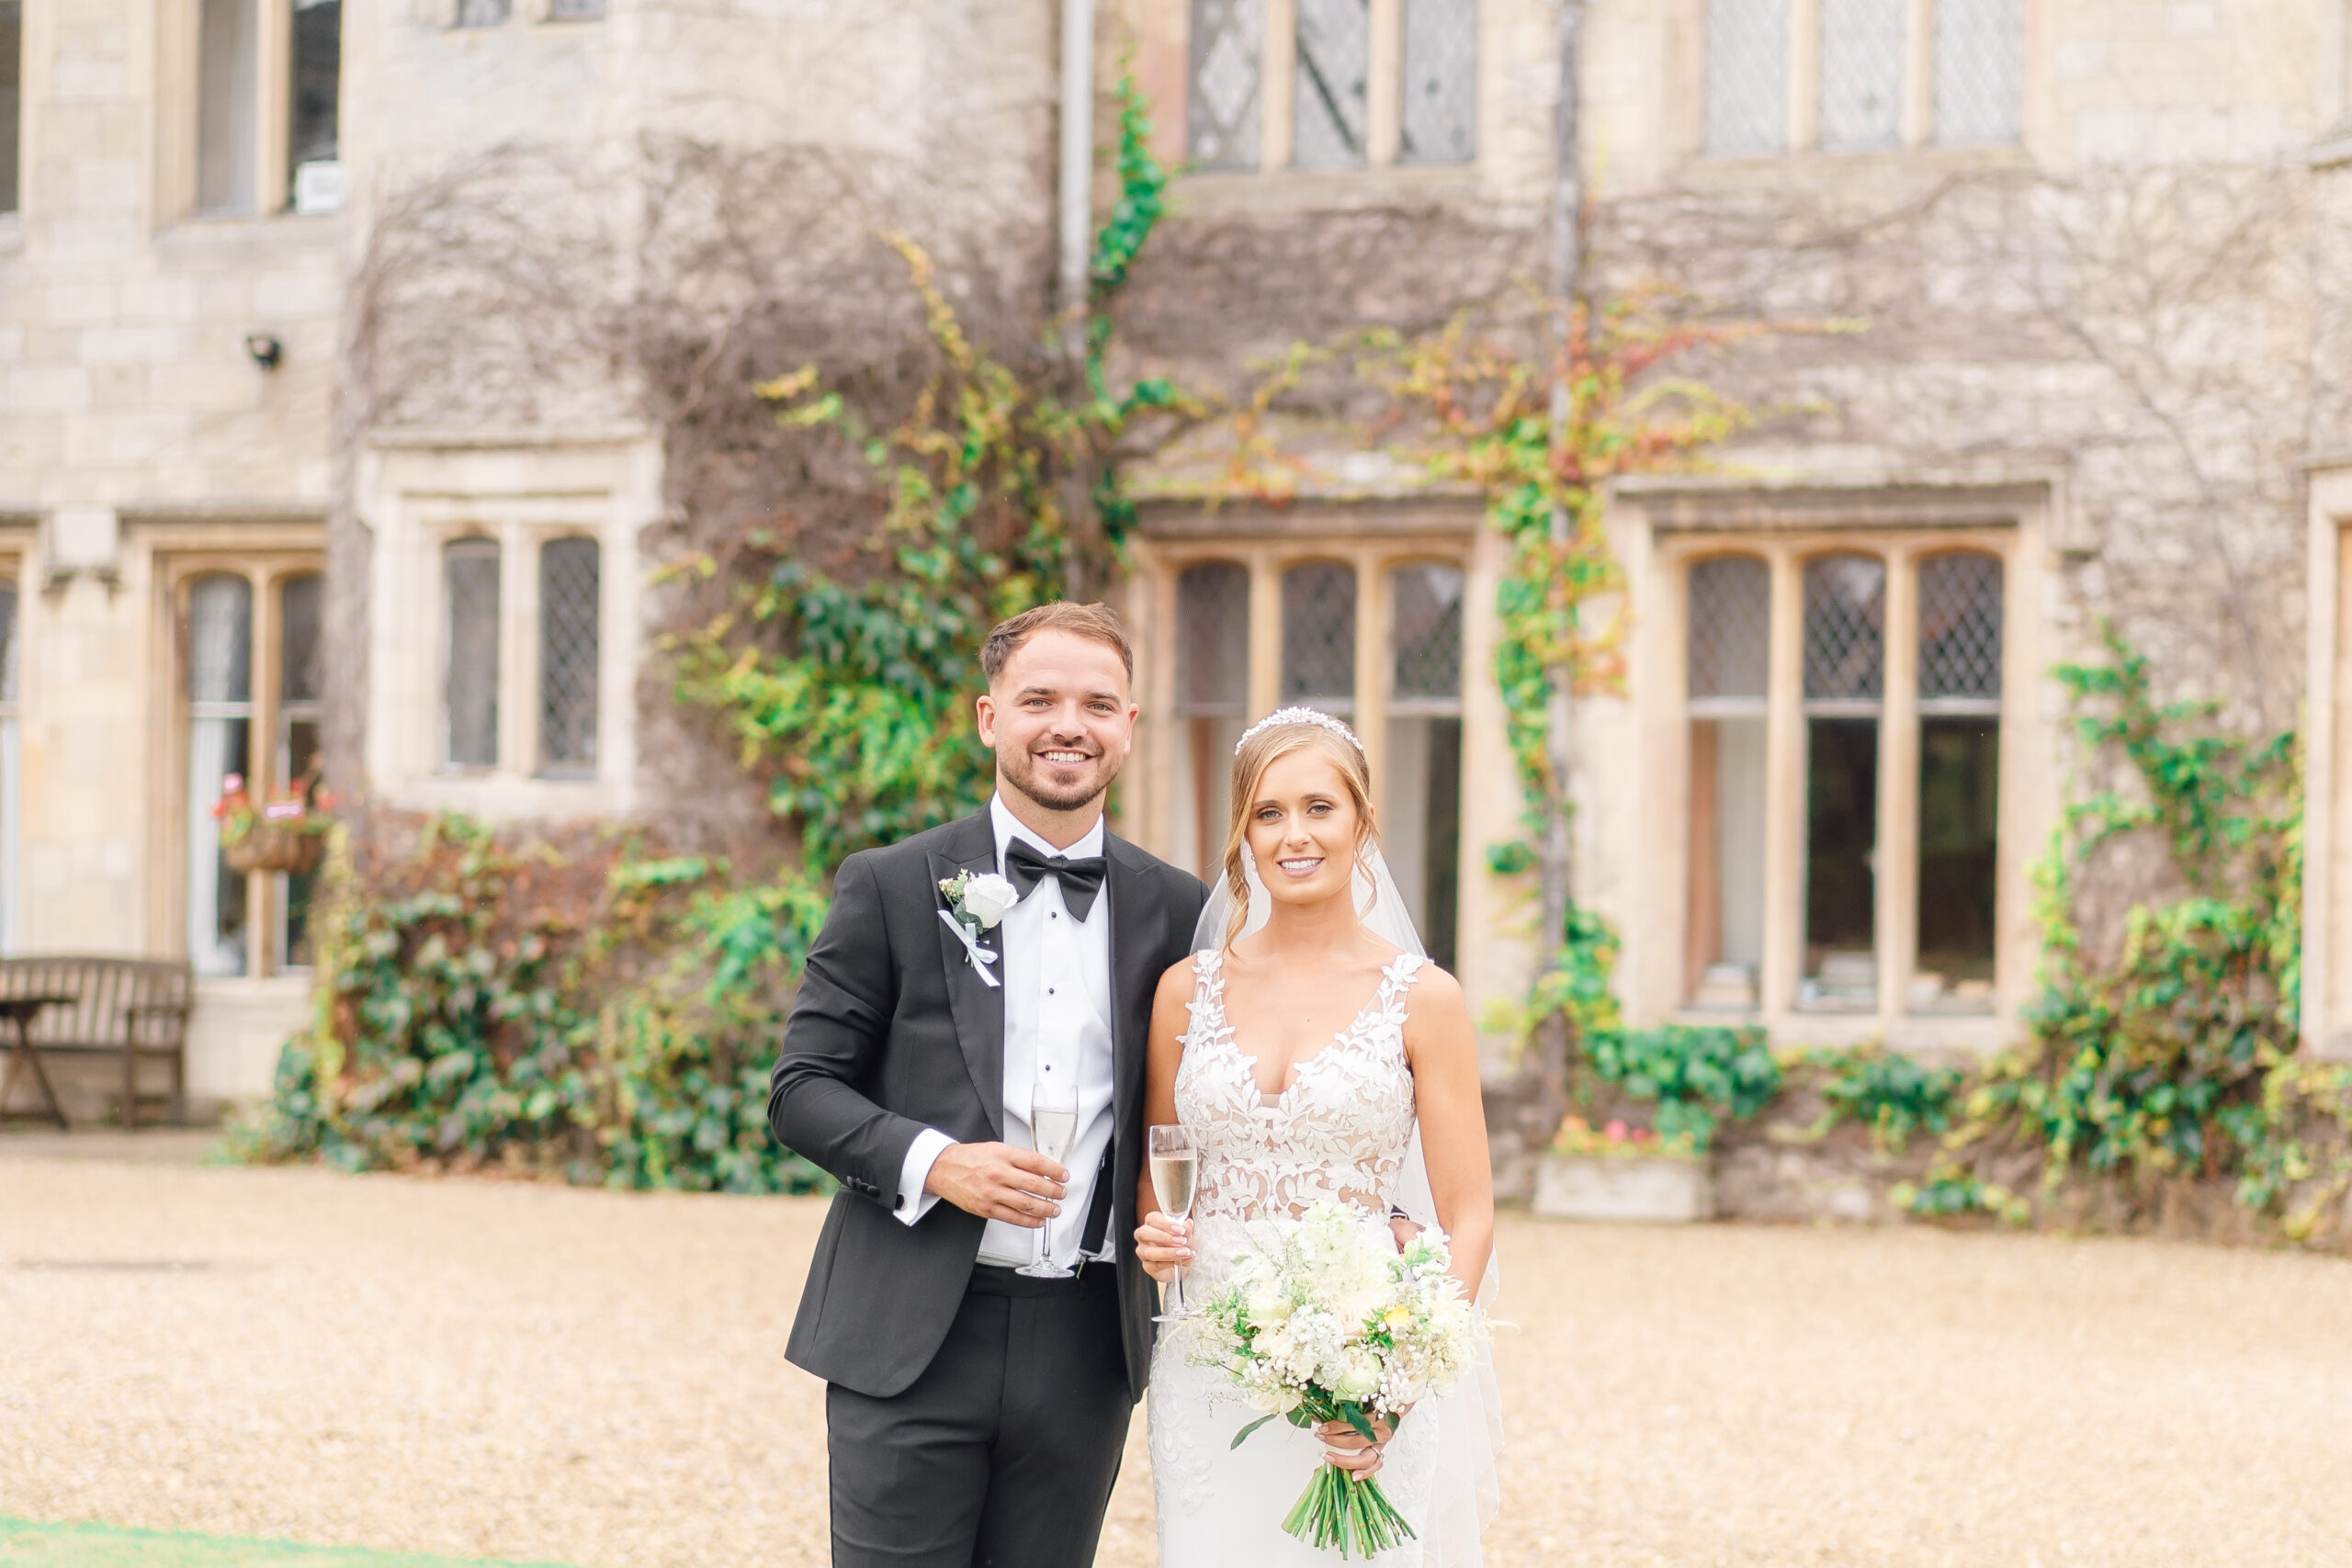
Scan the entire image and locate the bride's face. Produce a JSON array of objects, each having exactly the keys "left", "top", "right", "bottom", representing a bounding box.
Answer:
[{"left": 1245, "top": 749, "right": 1365, "bottom": 910}]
